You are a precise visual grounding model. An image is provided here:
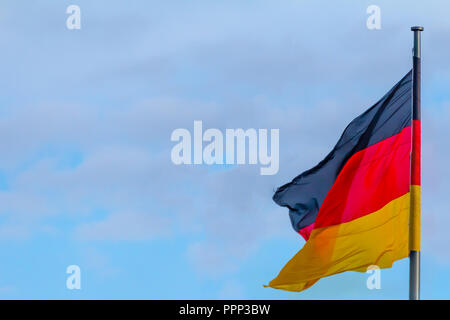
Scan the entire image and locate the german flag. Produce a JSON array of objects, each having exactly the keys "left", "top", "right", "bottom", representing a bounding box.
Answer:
[{"left": 267, "top": 71, "right": 419, "bottom": 292}]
